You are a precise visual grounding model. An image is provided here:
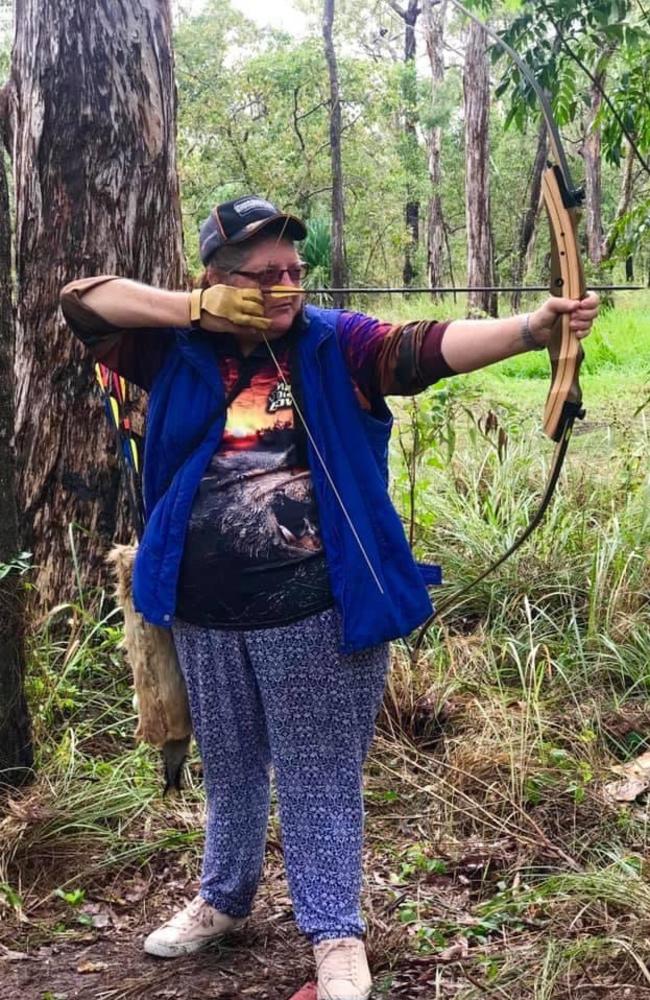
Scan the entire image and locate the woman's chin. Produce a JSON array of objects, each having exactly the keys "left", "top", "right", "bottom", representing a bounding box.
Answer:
[{"left": 267, "top": 308, "right": 298, "bottom": 334}]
